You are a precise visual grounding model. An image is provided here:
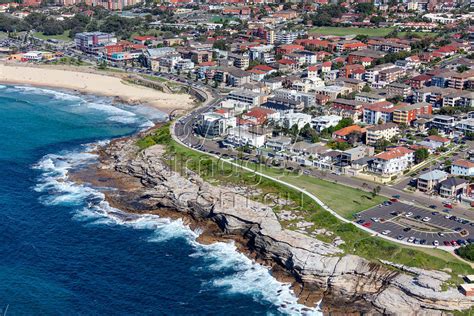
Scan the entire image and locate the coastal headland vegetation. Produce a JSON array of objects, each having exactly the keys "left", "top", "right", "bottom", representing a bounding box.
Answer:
[{"left": 136, "top": 124, "right": 474, "bottom": 286}]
